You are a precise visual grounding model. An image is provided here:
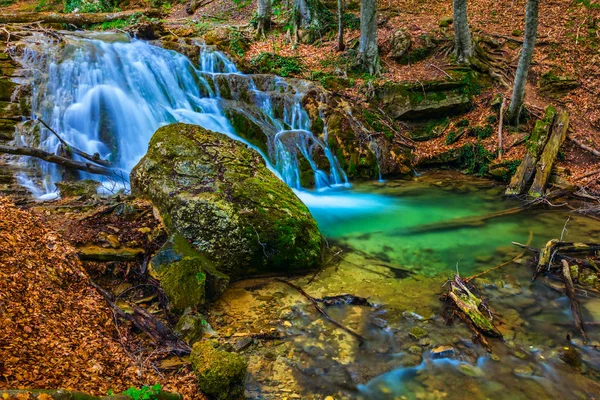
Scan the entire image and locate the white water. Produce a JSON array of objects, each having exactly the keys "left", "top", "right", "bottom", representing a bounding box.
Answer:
[{"left": 13, "top": 32, "right": 349, "bottom": 197}]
